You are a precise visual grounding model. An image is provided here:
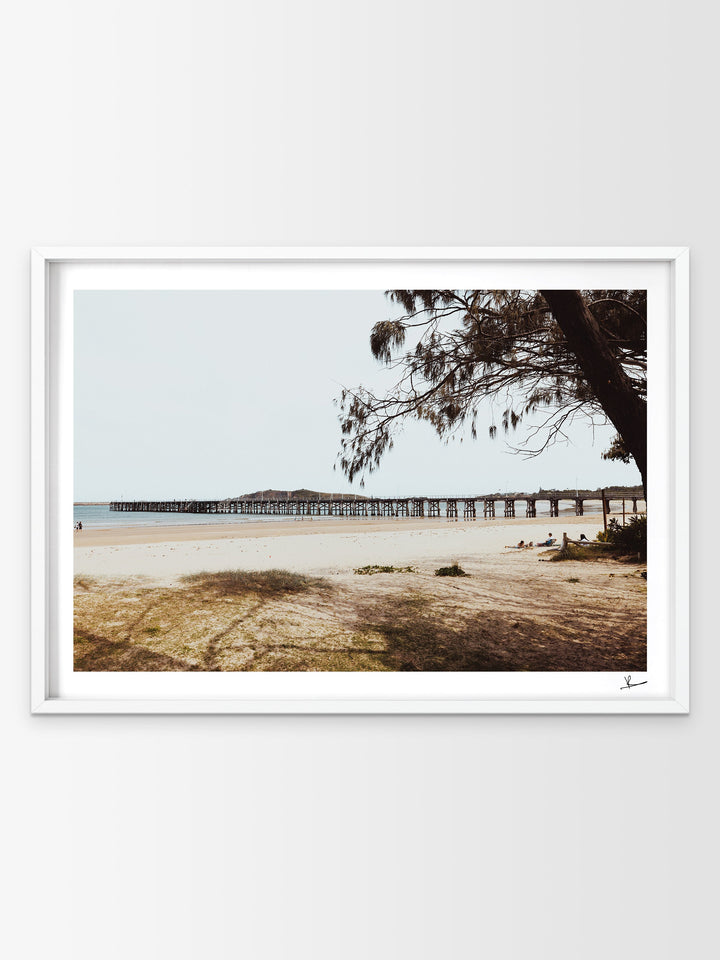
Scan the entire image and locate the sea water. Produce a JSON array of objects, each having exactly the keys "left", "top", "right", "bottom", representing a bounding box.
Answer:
[{"left": 72, "top": 504, "right": 295, "bottom": 529}]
